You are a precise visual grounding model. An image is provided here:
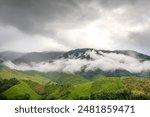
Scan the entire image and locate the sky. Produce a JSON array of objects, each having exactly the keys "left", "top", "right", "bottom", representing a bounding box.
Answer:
[{"left": 0, "top": 0, "right": 150, "bottom": 55}]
